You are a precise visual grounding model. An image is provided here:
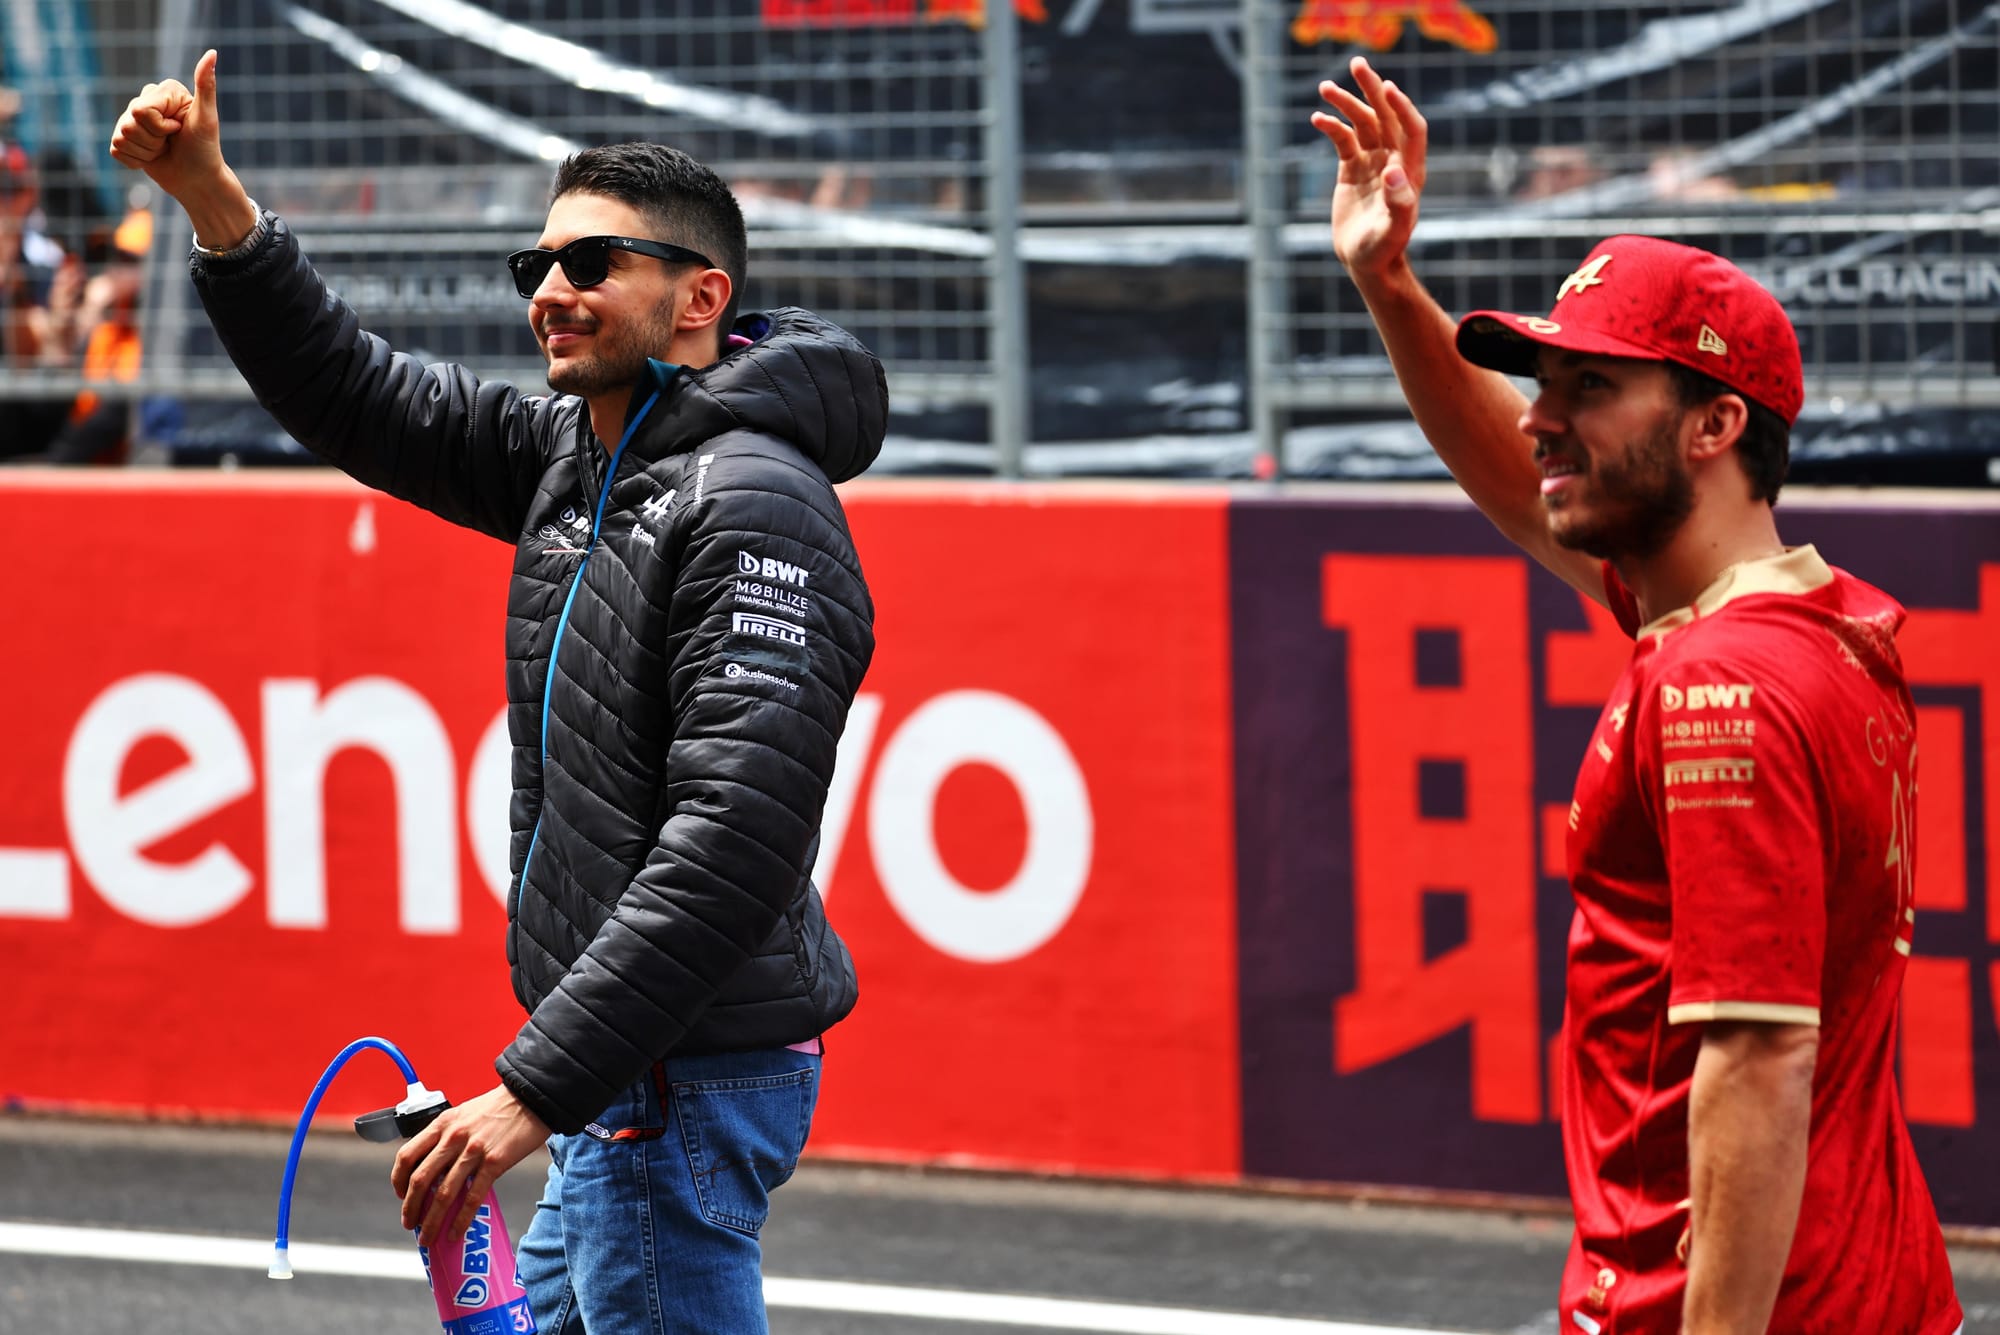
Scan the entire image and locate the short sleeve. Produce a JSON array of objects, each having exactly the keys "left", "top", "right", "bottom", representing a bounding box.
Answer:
[{"left": 1639, "top": 661, "right": 1829, "bottom": 1027}]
